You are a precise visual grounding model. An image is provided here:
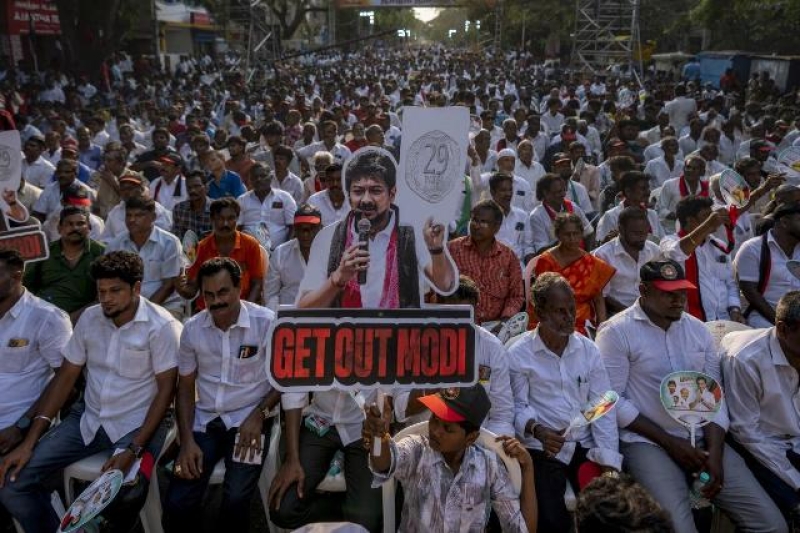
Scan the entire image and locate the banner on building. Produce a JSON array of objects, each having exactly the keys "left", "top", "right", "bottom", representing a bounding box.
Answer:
[{"left": 7, "top": 0, "right": 62, "bottom": 35}]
